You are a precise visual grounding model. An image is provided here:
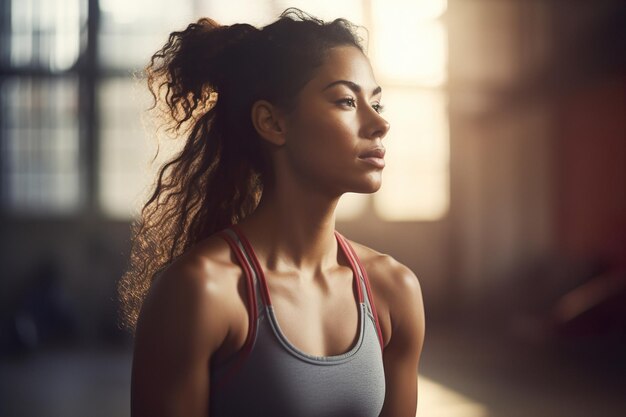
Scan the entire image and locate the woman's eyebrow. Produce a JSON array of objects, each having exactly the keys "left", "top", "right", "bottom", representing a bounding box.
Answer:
[{"left": 322, "top": 80, "right": 382, "bottom": 96}]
